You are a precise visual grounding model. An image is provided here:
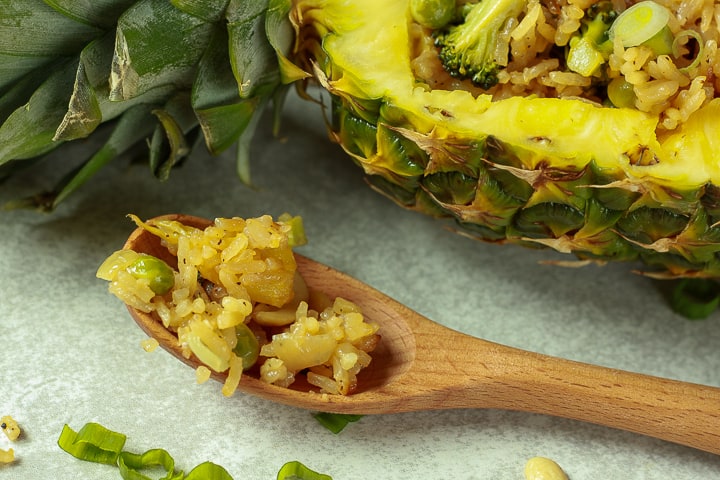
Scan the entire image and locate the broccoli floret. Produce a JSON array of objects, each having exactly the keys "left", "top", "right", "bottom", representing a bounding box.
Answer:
[
  {"left": 434, "top": 0, "right": 525, "bottom": 90},
  {"left": 566, "top": 2, "right": 617, "bottom": 77}
]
